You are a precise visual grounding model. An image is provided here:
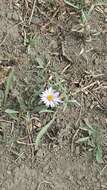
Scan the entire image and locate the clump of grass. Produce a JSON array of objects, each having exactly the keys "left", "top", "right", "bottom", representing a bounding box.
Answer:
[
  {"left": 0, "top": 68, "right": 18, "bottom": 117},
  {"left": 64, "top": 0, "right": 85, "bottom": 10},
  {"left": 0, "top": 50, "right": 80, "bottom": 148},
  {"left": 3, "top": 68, "right": 15, "bottom": 105},
  {"left": 64, "top": 0, "right": 106, "bottom": 24},
  {"left": 76, "top": 119, "right": 103, "bottom": 163}
]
